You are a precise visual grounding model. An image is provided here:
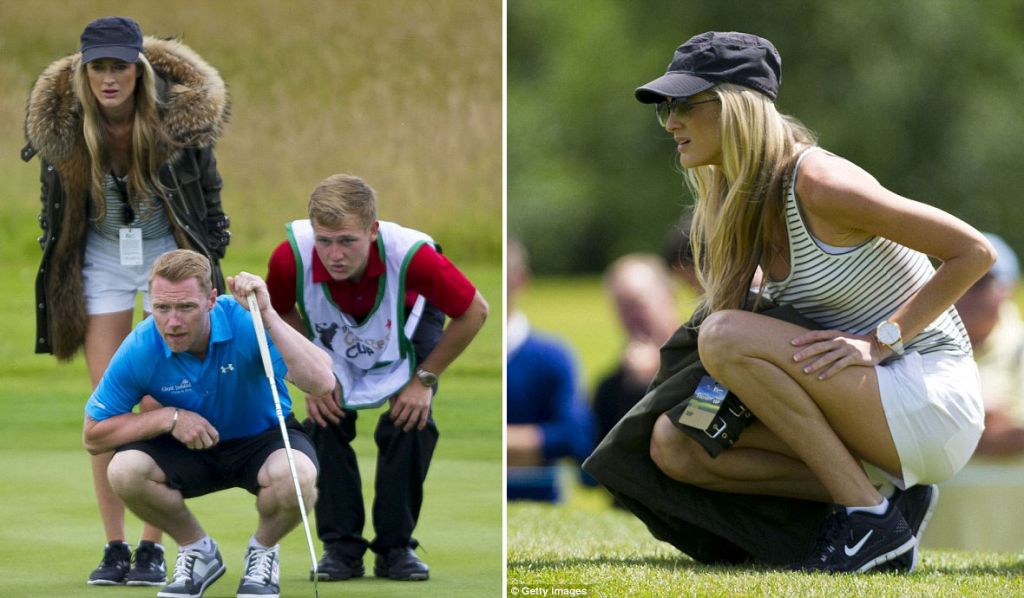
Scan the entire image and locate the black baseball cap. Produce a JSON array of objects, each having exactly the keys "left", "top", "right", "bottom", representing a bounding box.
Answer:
[
  {"left": 80, "top": 16, "right": 143, "bottom": 64},
  {"left": 635, "top": 31, "right": 781, "bottom": 103}
]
